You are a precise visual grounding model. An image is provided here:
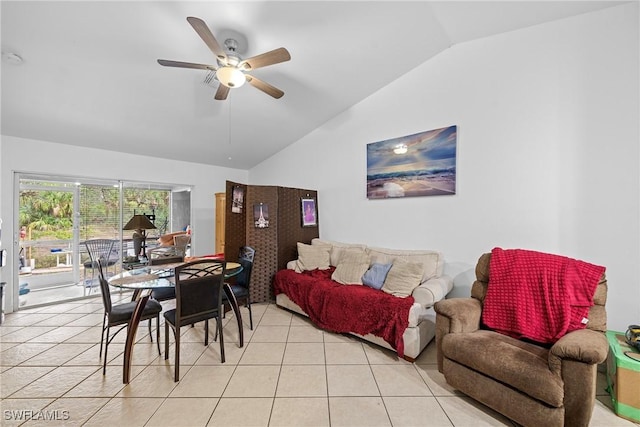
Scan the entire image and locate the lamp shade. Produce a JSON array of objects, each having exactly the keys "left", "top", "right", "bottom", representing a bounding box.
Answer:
[{"left": 123, "top": 214, "right": 157, "bottom": 231}]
